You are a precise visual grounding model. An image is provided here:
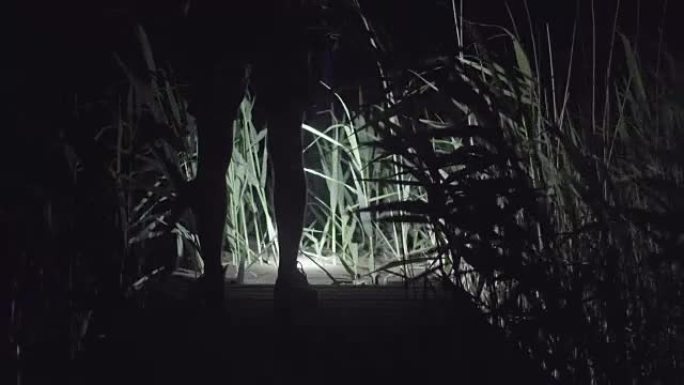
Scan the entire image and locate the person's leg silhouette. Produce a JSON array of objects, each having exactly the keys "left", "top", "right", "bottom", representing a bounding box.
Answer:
[
  {"left": 183, "top": 1, "right": 256, "bottom": 305},
  {"left": 188, "top": 57, "right": 246, "bottom": 305},
  {"left": 253, "top": 39, "right": 318, "bottom": 307},
  {"left": 185, "top": 1, "right": 317, "bottom": 307}
]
